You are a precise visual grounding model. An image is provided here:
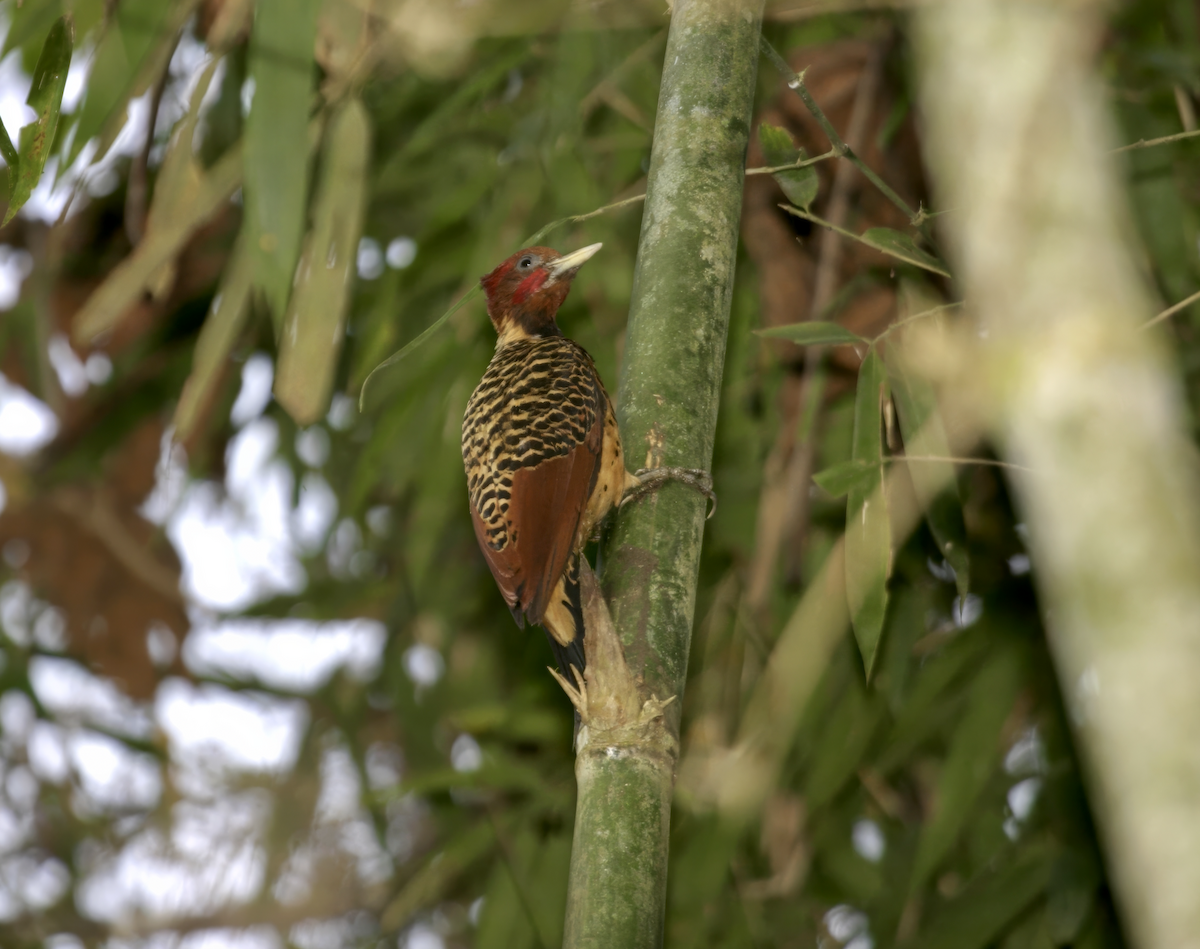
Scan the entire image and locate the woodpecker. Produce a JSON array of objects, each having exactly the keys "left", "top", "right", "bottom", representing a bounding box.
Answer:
[{"left": 462, "top": 243, "right": 710, "bottom": 682}]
